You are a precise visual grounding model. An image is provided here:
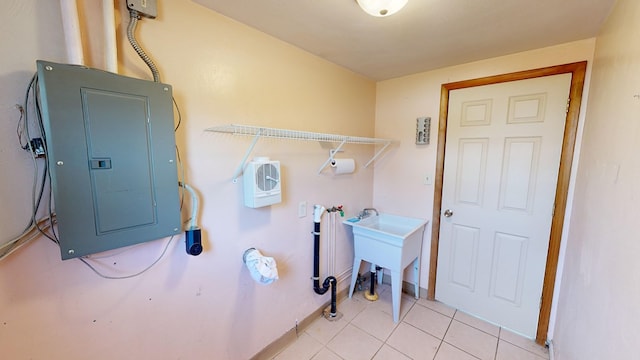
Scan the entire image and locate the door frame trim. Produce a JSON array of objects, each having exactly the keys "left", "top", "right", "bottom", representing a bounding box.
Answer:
[{"left": 427, "top": 61, "right": 587, "bottom": 345}]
